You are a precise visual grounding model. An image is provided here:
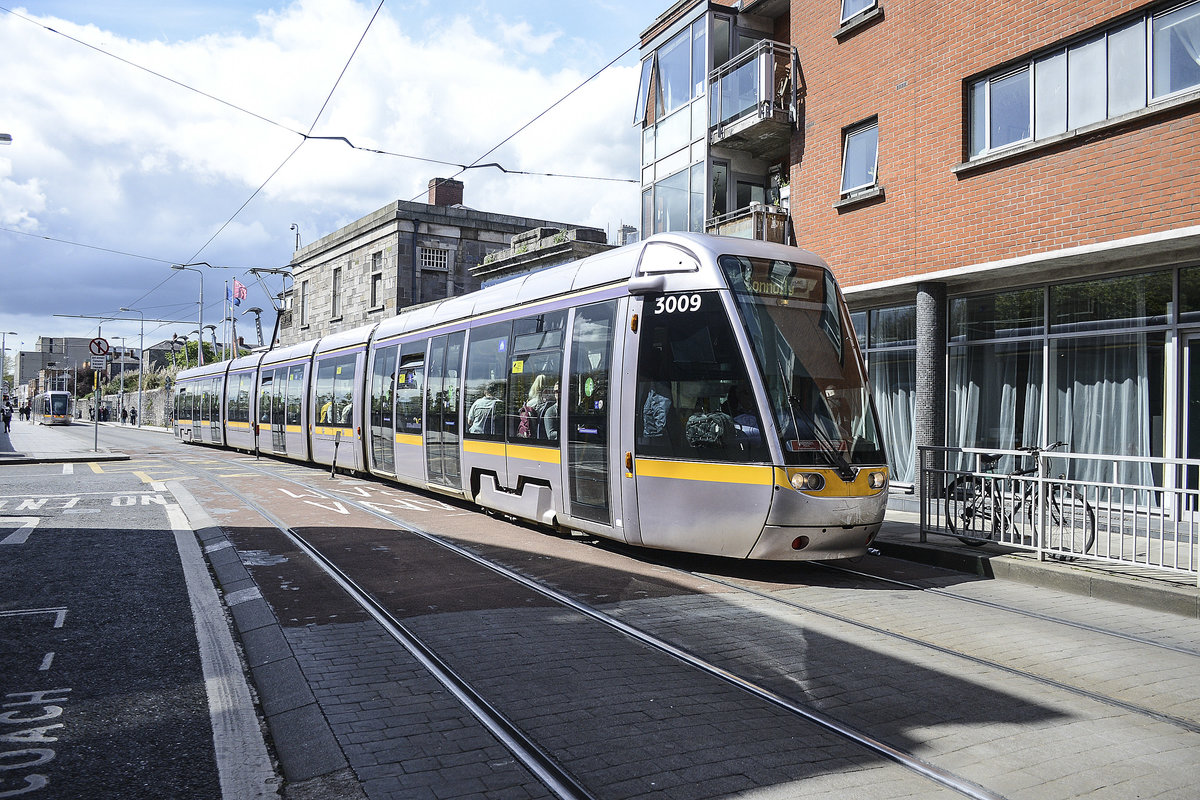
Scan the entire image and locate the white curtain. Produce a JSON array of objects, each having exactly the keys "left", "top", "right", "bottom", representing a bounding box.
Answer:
[
  {"left": 1054, "top": 333, "right": 1156, "bottom": 494},
  {"left": 869, "top": 350, "right": 915, "bottom": 484},
  {"left": 949, "top": 343, "right": 1042, "bottom": 474}
]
